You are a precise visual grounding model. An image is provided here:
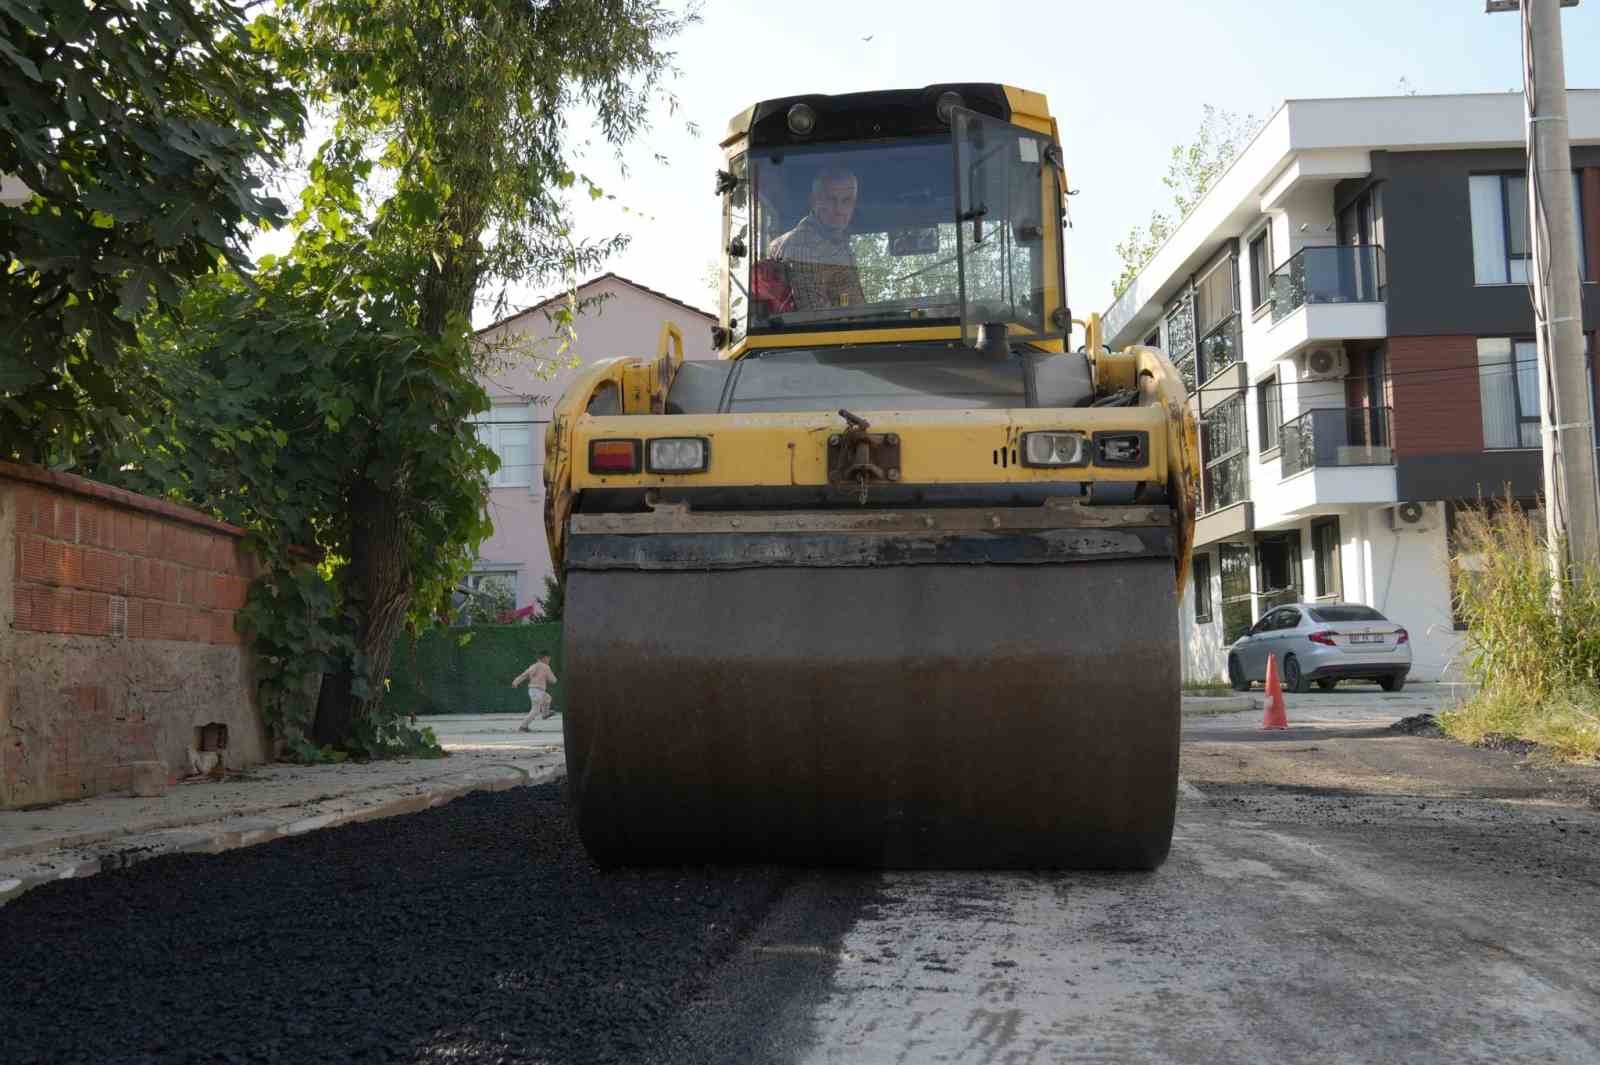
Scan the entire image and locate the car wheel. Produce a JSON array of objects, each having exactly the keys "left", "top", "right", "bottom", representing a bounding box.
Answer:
[
  {"left": 1228, "top": 655, "right": 1249, "bottom": 691},
  {"left": 1379, "top": 673, "right": 1407, "bottom": 693},
  {"left": 1283, "top": 654, "right": 1310, "bottom": 694},
  {"left": 1316, "top": 678, "right": 1338, "bottom": 691}
]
